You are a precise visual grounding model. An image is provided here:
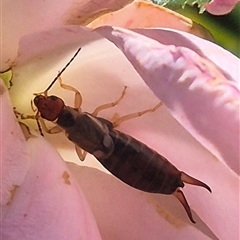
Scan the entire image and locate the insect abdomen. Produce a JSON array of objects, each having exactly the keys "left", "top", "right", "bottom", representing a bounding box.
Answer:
[{"left": 97, "top": 130, "right": 184, "bottom": 194}]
